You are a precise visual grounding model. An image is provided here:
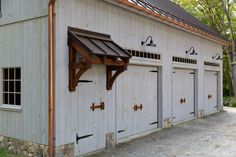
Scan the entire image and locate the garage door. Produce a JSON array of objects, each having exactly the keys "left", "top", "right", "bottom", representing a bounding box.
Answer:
[
  {"left": 204, "top": 71, "right": 218, "bottom": 114},
  {"left": 172, "top": 68, "right": 195, "bottom": 123},
  {"left": 116, "top": 65, "right": 159, "bottom": 139},
  {"left": 74, "top": 65, "right": 106, "bottom": 156}
]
